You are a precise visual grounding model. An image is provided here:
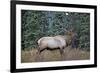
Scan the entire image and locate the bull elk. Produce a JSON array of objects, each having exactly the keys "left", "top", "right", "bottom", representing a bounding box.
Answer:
[{"left": 36, "top": 30, "right": 74, "bottom": 60}]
